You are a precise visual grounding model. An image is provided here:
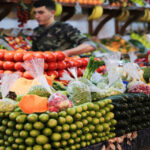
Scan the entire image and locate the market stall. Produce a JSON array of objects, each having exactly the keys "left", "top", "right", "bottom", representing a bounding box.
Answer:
[{"left": 0, "top": 0, "right": 150, "bottom": 150}]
